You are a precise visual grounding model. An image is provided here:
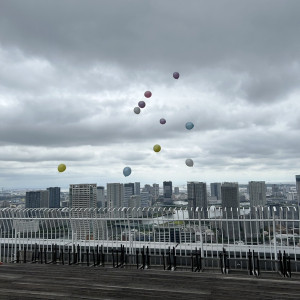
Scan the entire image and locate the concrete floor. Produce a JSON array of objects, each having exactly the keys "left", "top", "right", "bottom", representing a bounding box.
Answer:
[{"left": 0, "top": 264, "right": 299, "bottom": 299}]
